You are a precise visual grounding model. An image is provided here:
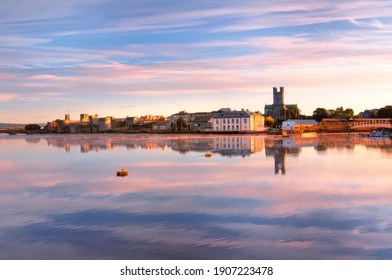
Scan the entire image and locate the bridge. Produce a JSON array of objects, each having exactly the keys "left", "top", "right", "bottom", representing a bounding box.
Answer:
[{"left": 349, "top": 118, "right": 392, "bottom": 130}]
